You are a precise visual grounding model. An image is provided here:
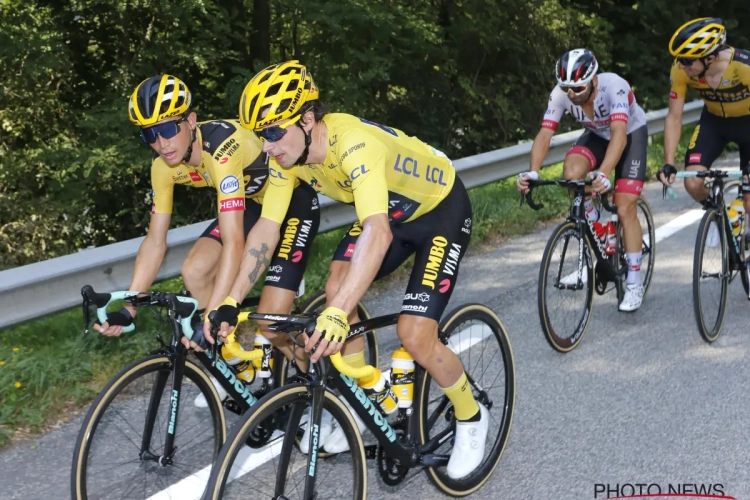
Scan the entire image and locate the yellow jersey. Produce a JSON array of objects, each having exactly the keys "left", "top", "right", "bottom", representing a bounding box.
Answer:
[
  {"left": 260, "top": 113, "right": 455, "bottom": 225},
  {"left": 150, "top": 119, "right": 269, "bottom": 215},
  {"left": 670, "top": 47, "right": 750, "bottom": 118}
]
